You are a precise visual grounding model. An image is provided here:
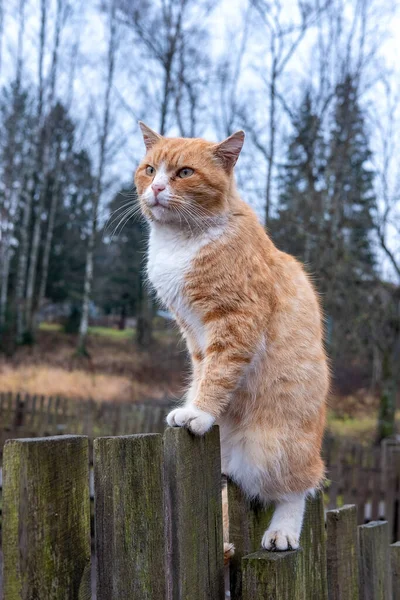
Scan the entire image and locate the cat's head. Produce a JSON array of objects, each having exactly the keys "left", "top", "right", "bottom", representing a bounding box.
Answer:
[{"left": 135, "top": 123, "right": 244, "bottom": 226}]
